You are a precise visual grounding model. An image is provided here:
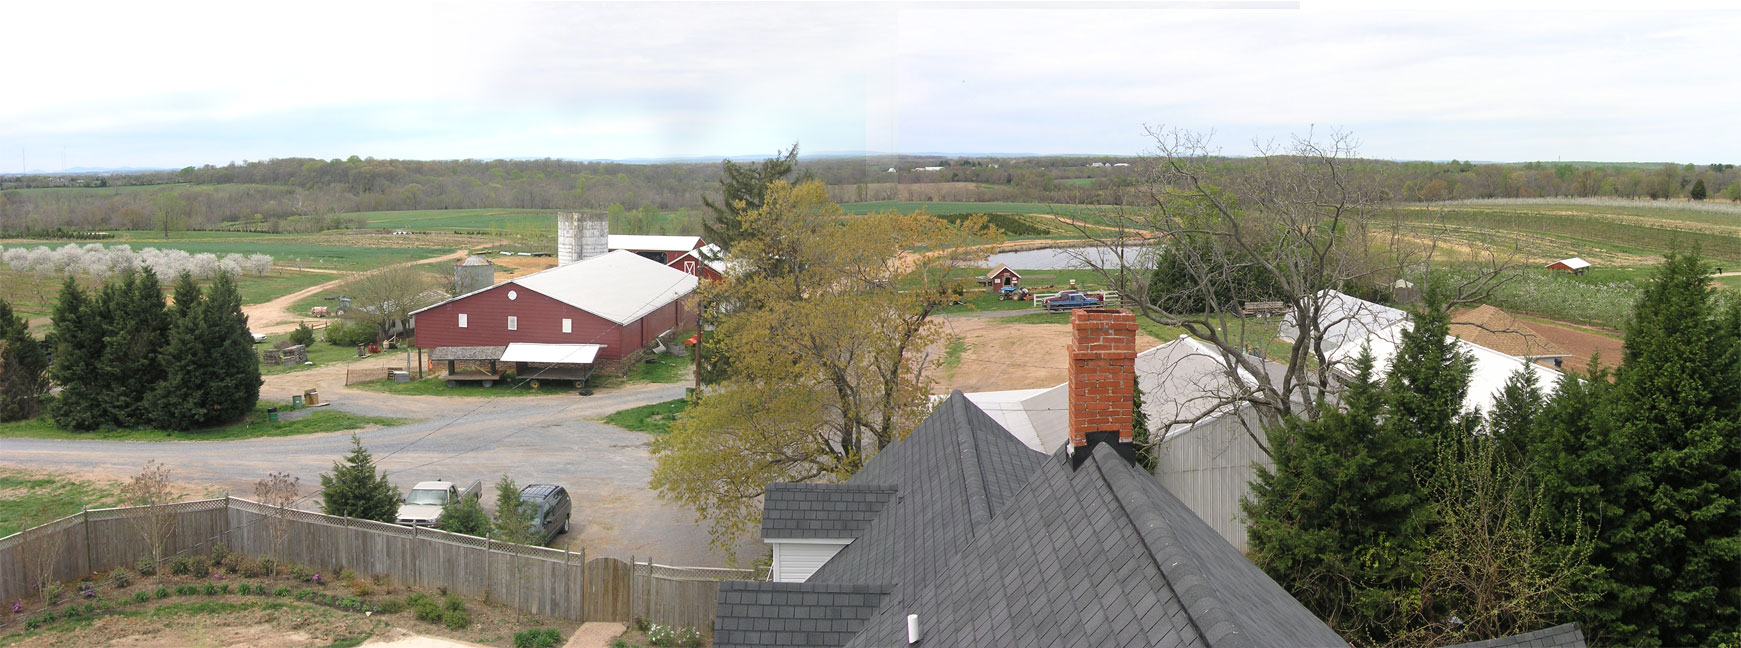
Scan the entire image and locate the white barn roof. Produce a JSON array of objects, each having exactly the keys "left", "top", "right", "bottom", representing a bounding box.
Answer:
[
  {"left": 413, "top": 250, "right": 697, "bottom": 326},
  {"left": 608, "top": 235, "right": 702, "bottom": 253},
  {"left": 1329, "top": 321, "right": 1563, "bottom": 414},
  {"left": 1279, "top": 289, "right": 1410, "bottom": 356}
]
